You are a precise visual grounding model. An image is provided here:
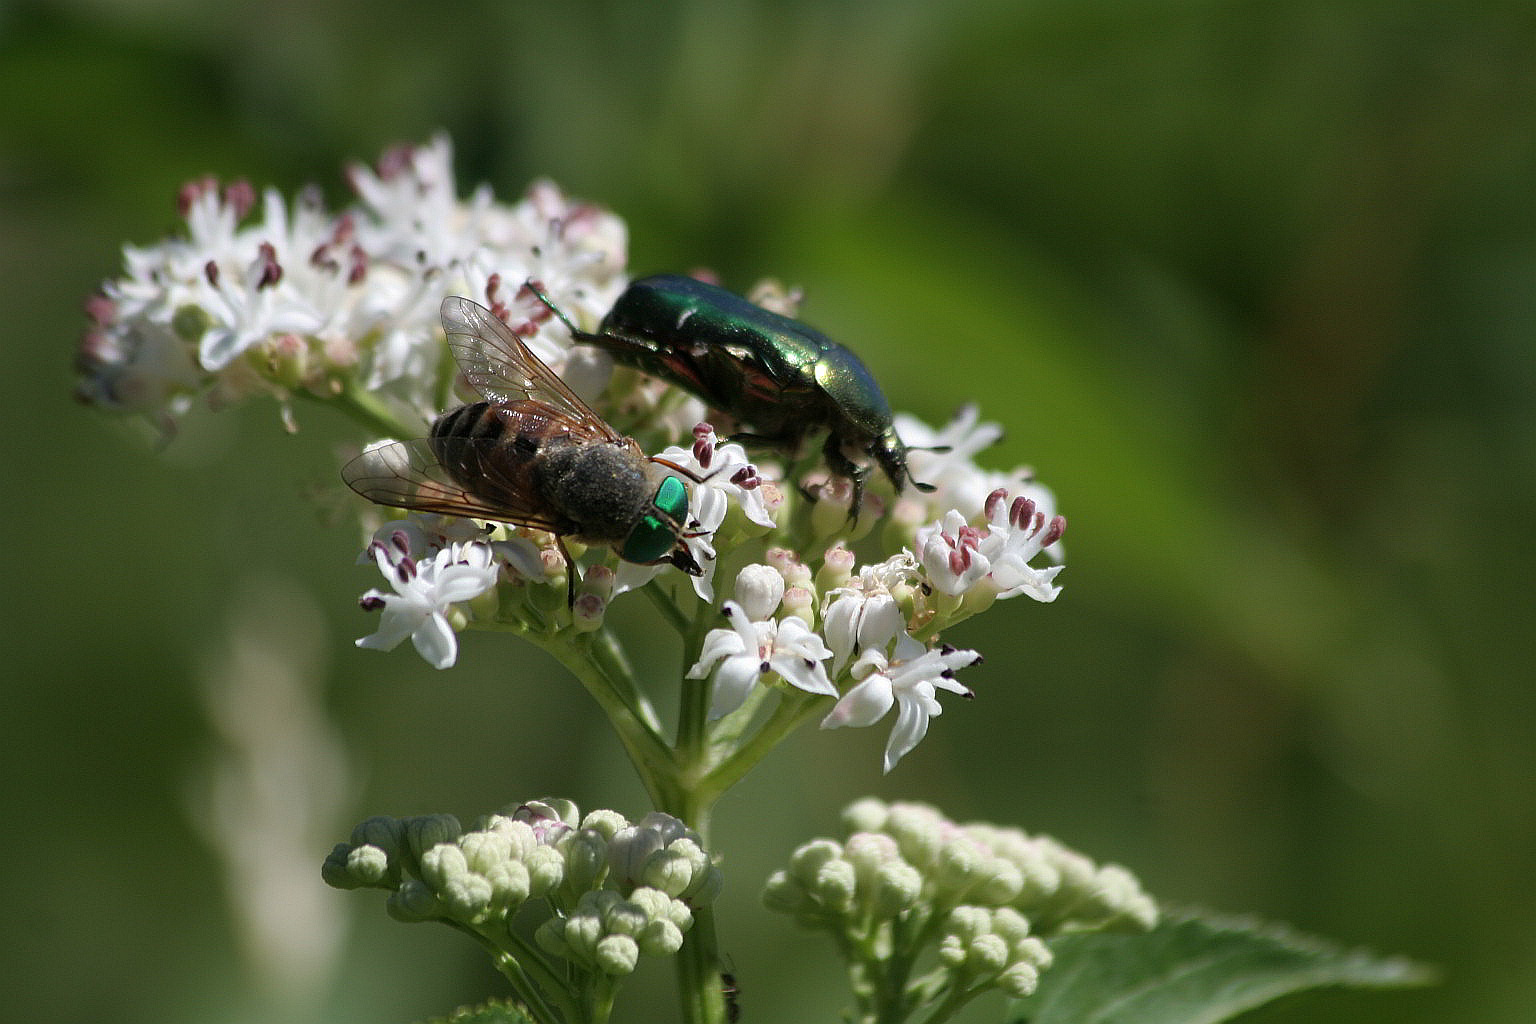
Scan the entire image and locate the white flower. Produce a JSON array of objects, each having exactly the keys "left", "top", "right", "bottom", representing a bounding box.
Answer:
[
  {"left": 686, "top": 602, "right": 837, "bottom": 719},
  {"left": 976, "top": 489, "right": 1066, "bottom": 602},
  {"left": 356, "top": 540, "right": 499, "bottom": 669},
  {"left": 915, "top": 509, "right": 992, "bottom": 596},
  {"left": 913, "top": 490, "right": 1066, "bottom": 602},
  {"left": 894, "top": 407, "right": 1055, "bottom": 529},
  {"left": 821, "top": 635, "right": 980, "bottom": 773},
  {"left": 822, "top": 552, "right": 919, "bottom": 674}
]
